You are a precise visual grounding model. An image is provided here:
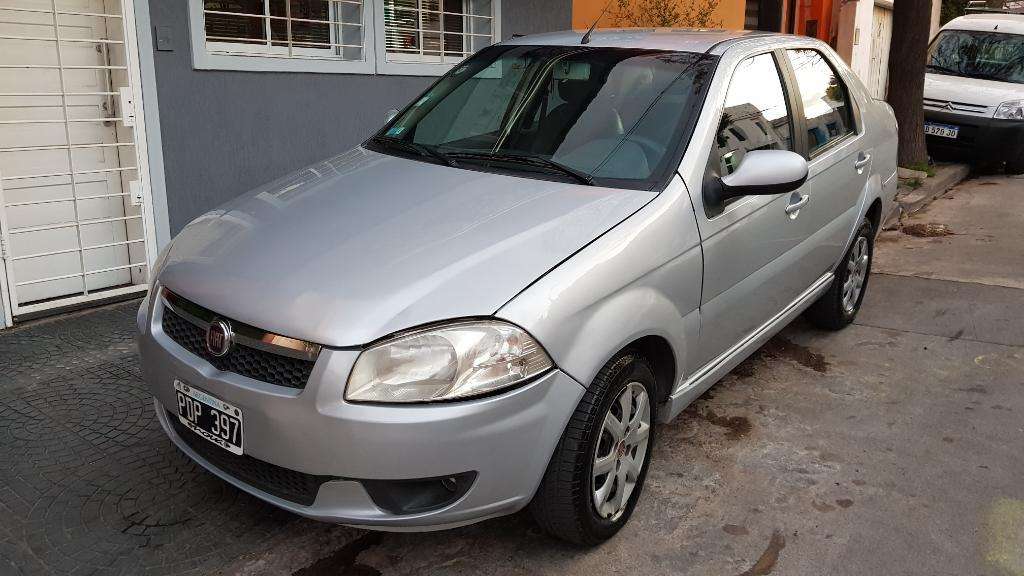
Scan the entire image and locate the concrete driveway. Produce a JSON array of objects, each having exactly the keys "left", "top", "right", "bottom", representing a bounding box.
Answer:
[{"left": 2, "top": 175, "right": 1022, "bottom": 576}]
